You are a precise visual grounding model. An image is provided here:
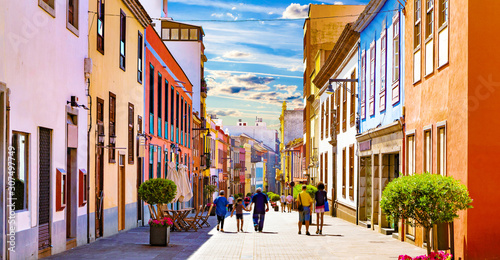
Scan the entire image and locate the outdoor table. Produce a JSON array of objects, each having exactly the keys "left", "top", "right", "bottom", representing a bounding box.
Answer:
[{"left": 164, "top": 208, "right": 193, "bottom": 231}]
